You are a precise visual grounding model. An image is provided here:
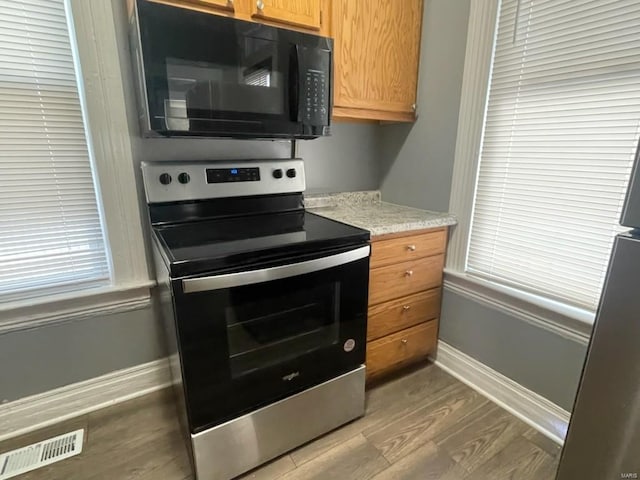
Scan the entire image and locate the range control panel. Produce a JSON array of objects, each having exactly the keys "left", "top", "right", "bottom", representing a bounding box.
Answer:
[
  {"left": 206, "top": 167, "right": 260, "bottom": 184},
  {"left": 141, "top": 159, "right": 306, "bottom": 204}
]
